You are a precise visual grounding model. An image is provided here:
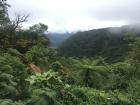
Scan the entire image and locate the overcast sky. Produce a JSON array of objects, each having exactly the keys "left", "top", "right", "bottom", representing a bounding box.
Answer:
[{"left": 8, "top": 0, "right": 140, "bottom": 33}]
